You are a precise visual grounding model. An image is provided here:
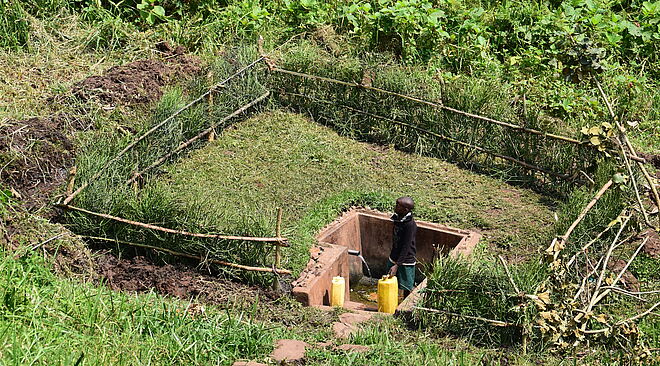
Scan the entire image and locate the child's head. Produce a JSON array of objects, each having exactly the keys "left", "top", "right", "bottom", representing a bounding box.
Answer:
[{"left": 395, "top": 196, "right": 414, "bottom": 216}]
